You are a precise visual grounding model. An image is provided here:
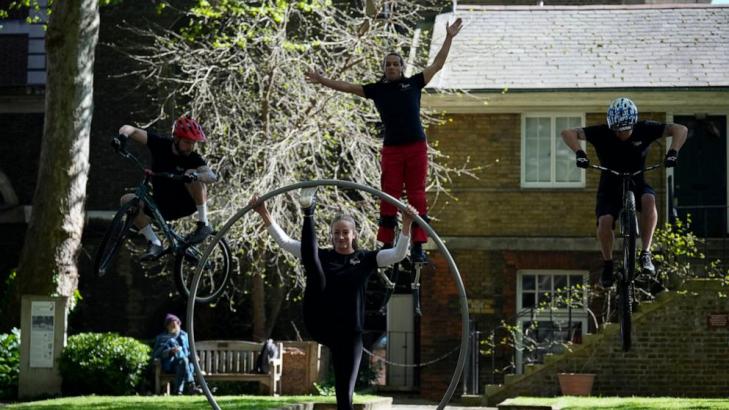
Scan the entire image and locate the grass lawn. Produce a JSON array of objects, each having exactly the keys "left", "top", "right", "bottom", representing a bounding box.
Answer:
[
  {"left": 502, "top": 396, "right": 729, "bottom": 409},
  {"left": 1, "top": 394, "right": 383, "bottom": 409}
]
